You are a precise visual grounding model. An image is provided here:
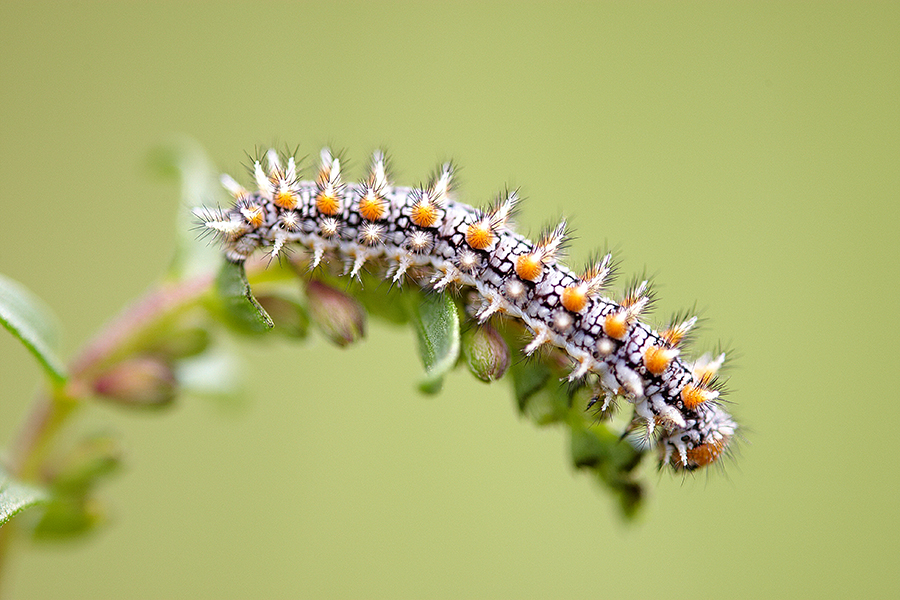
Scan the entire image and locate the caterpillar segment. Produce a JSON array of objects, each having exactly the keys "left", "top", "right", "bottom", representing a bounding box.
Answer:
[{"left": 197, "top": 148, "right": 738, "bottom": 471}]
